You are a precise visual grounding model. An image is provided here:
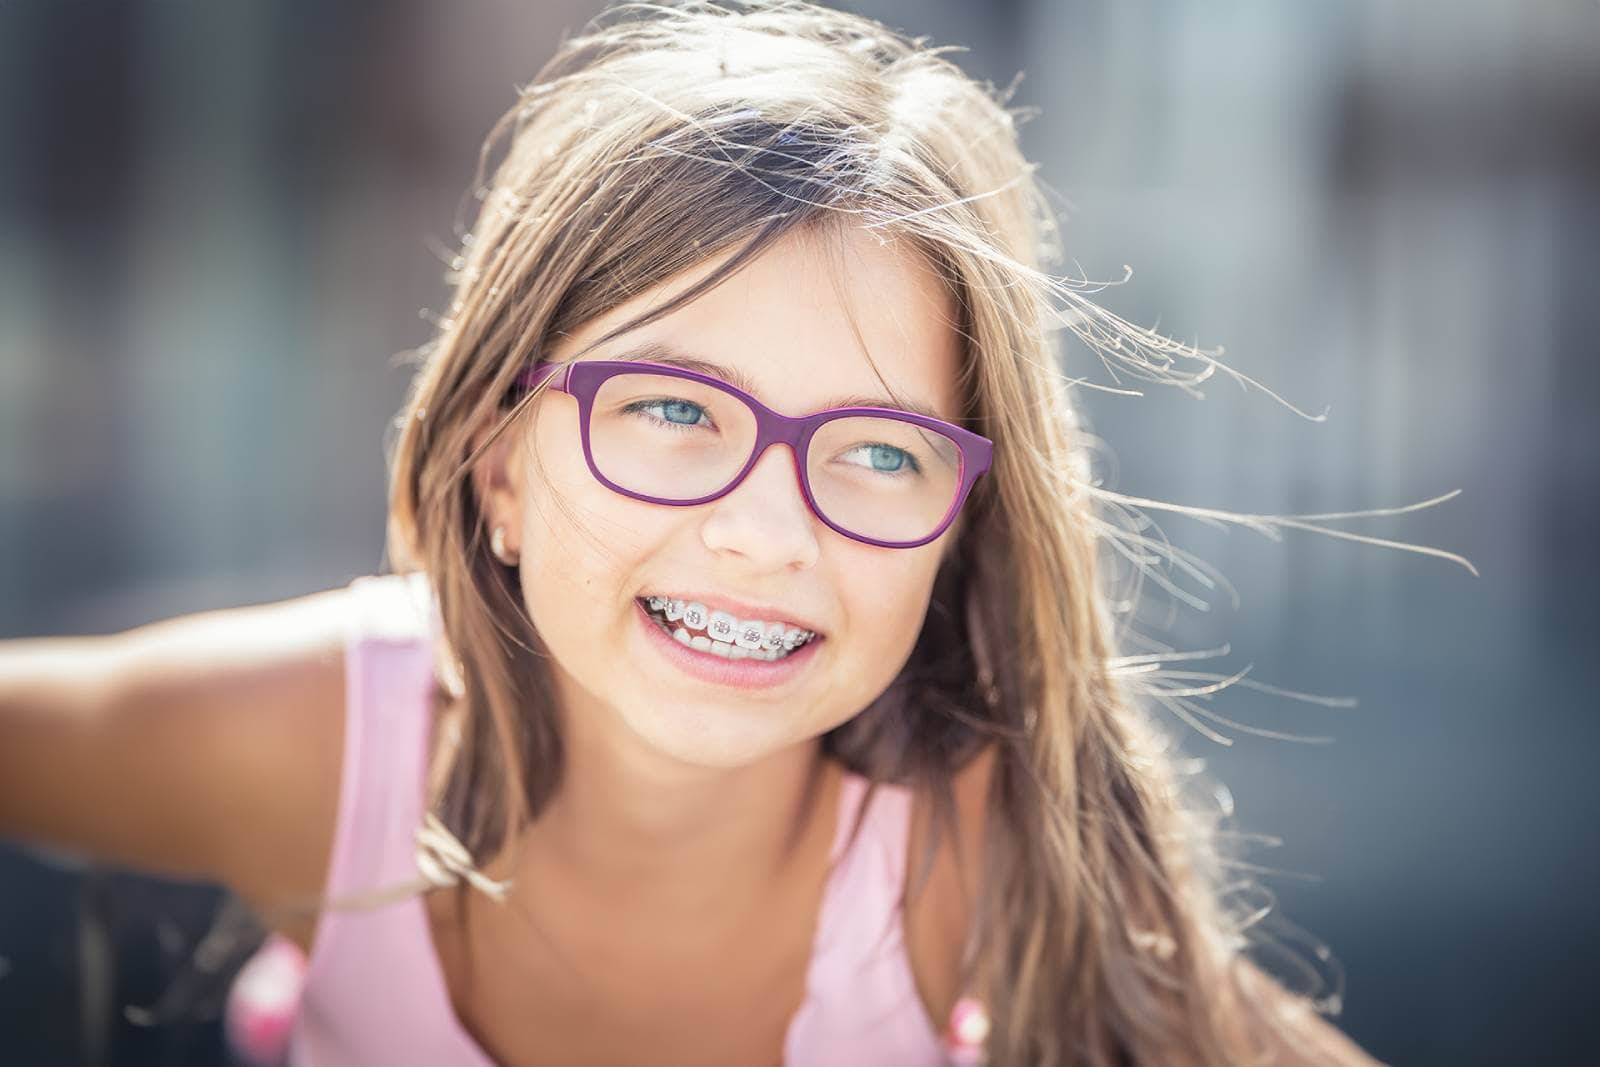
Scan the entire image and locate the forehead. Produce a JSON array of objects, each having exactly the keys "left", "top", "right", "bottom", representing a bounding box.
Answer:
[{"left": 550, "top": 226, "right": 965, "bottom": 422}]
